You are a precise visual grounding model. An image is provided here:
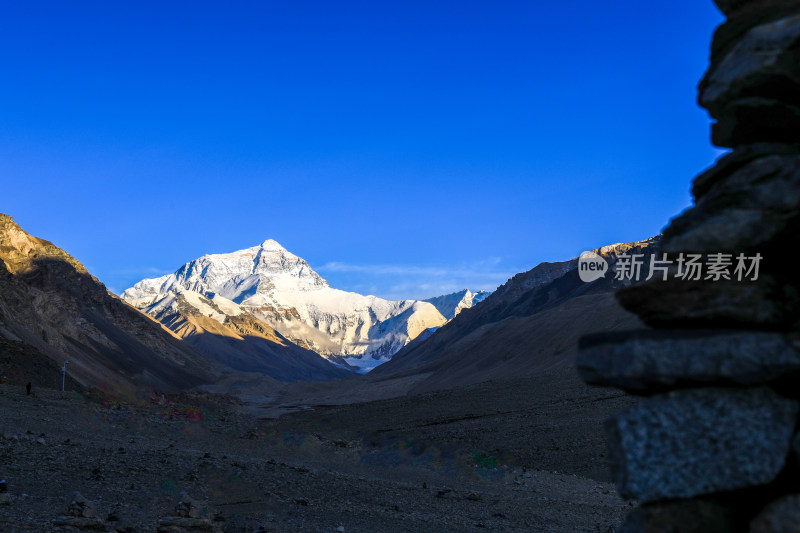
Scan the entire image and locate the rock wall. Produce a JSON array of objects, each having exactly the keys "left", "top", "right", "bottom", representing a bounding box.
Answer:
[{"left": 577, "top": 1, "right": 800, "bottom": 531}]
